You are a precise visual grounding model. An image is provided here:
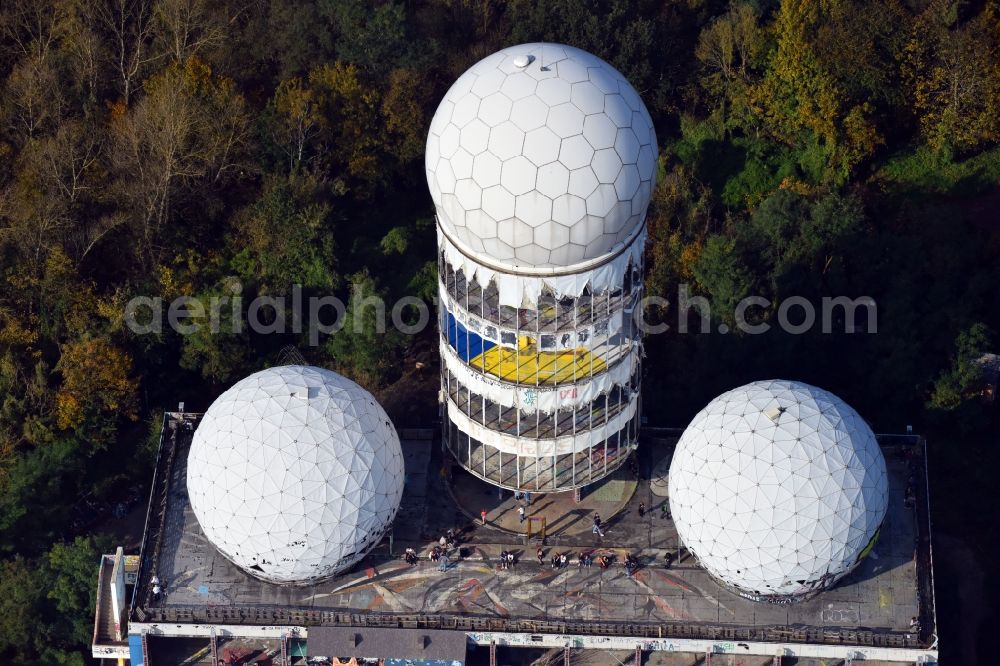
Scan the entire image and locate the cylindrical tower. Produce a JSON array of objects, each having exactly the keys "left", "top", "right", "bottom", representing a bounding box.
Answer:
[{"left": 426, "top": 43, "right": 658, "bottom": 491}]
